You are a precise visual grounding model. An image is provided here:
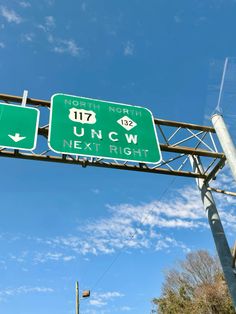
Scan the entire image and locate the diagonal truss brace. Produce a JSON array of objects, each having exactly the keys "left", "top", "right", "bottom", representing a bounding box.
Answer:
[{"left": 0, "top": 93, "right": 227, "bottom": 181}]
